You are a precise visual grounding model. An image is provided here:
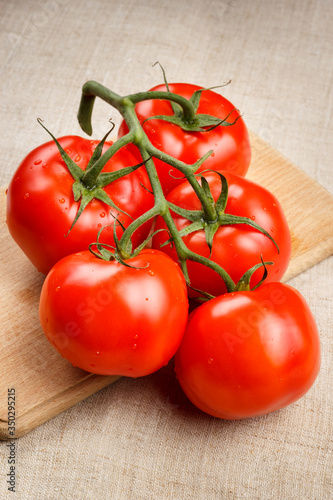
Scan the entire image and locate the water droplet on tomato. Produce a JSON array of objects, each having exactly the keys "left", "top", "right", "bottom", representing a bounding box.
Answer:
[
  {"left": 270, "top": 226, "right": 274, "bottom": 233},
  {"left": 262, "top": 206, "right": 267, "bottom": 211},
  {"left": 100, "top": 212, "right": 106, "bottom": 218},
  {"left": 34, "top": 159, "right": 42, "bottom": 165},
  {"left": 95, "top": 351, "right": 100, "bottom": 356},
  {"left": 42, "top": 163, "right": 48, "bottom": 169},
  {"left": 24, "top": 193, "right": 30, "bottom": 200},
  {"left": 251, "top": 215, "right": 255, "bottom": 220},
  {"left": 59, "top": 198, "right": 65, "bottom": 204},
  {"left": 208, "top": 358, "right": 214, "bottom": 364},
  {"left": 132, "top": 344, "right": 137, "bottom": 350},
  {"left": 55, "top": 286, "right": 61, "bottom": 292},
  {"left": 65, "top": 149, "right": 71, "bottom": 154},
  {"left": 97, "top": 223, "right": 102, "bottom": 228},
  {"left": 145, "top": 298, "right": 149, "bottom": 301},
  {"left": 75, "top": 154, "right": 81, "bottom": 162},
  {"left": 148, "top": 270, "right": 154, "bottom": 276}
]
